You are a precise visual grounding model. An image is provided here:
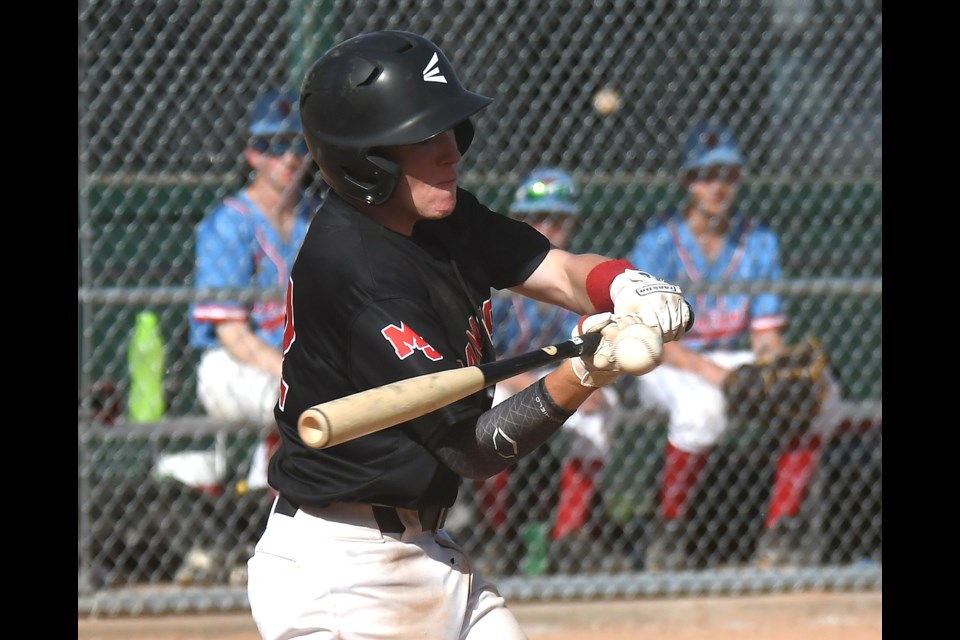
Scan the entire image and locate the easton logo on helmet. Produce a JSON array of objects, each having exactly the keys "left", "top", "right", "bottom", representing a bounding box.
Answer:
[{"left": 422, "top": 52, "right": 447, "bottom": 83}]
